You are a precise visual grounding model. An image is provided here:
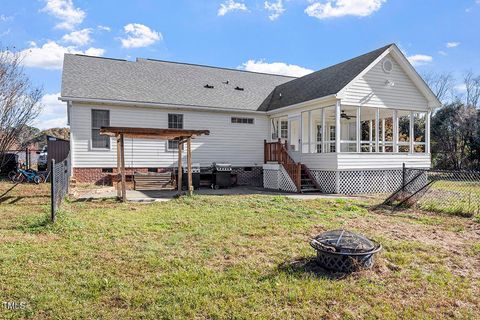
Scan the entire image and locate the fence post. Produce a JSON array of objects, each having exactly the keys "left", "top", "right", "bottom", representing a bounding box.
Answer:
[
  {"left": 402, "top": 162, "right": 406, "bottom": 191},
  {"left": 50, "top": 159, "right": 55, "bottom": 222}
]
